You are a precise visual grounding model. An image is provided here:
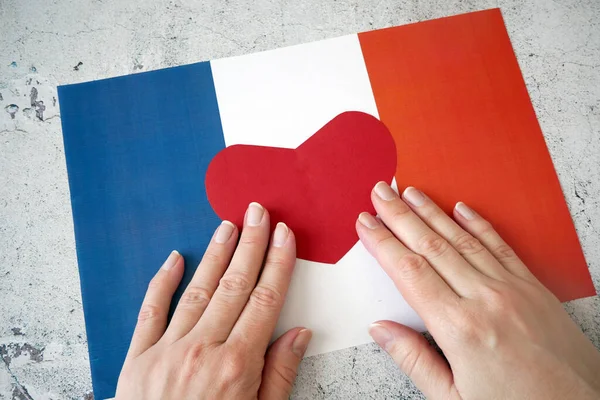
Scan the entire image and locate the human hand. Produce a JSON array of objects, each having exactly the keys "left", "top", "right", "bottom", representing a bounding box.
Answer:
[
  {"left": 356, "top": 182, "right": 600, "bottom": 400},
  {"left": 115, "top": 203, "right": 311, "bottom": 400}
]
